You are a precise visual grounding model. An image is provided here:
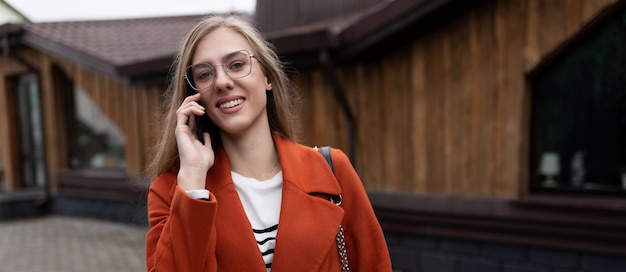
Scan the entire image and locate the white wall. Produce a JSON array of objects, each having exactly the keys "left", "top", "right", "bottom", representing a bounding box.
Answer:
[{"left": 0, "top": 3, "right": 26, "bottom": 24}]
